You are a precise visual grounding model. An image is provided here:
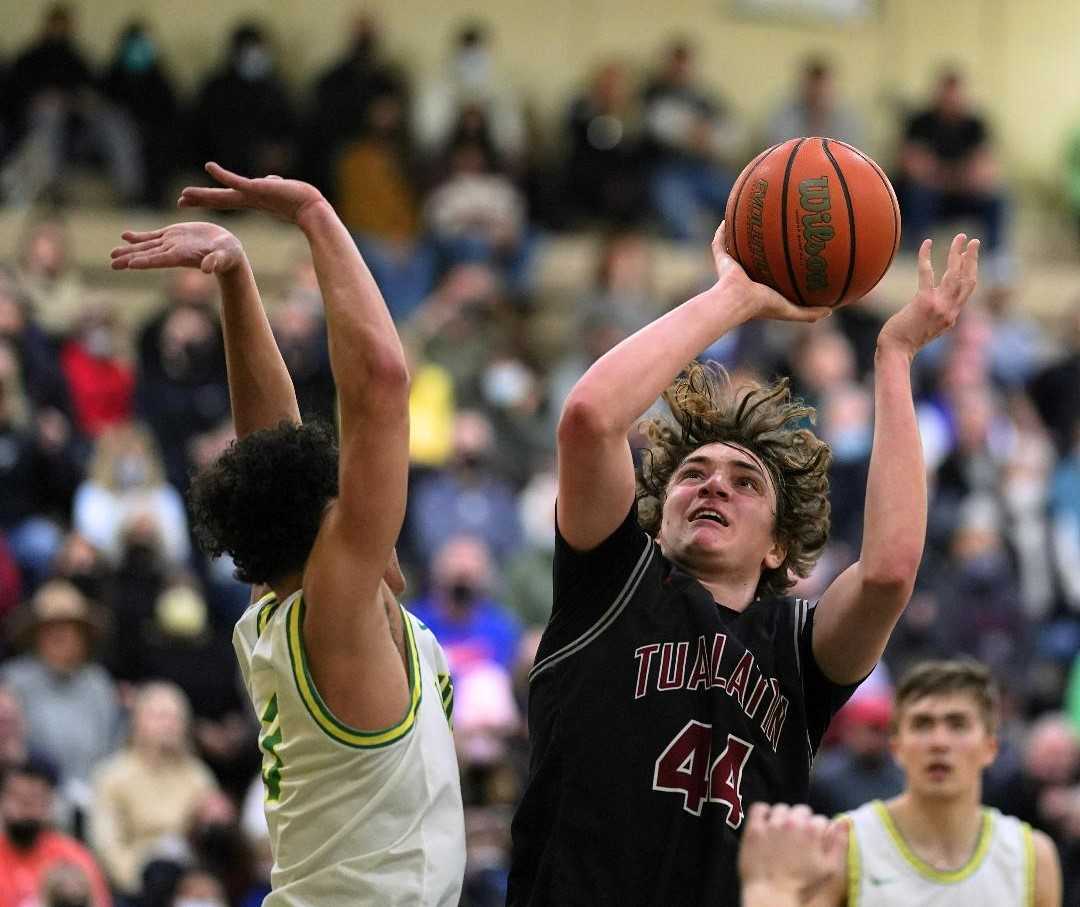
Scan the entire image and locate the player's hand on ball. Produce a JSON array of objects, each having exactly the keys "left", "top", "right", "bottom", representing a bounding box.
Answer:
[
  {"left": 879, "top": 233, "right": 980, "bottom": 357},
  {"left": 110, "top": 222, "right": 245, "bottom": 275},
  {"left": 179, "top": 162, "right": 326, "bottom": 225},
  {"left": 738, "top": 803, "right": 848, "bottom": 901},
  {"left": 711, "top": 223, "right": 832, "bottom": 324}
]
